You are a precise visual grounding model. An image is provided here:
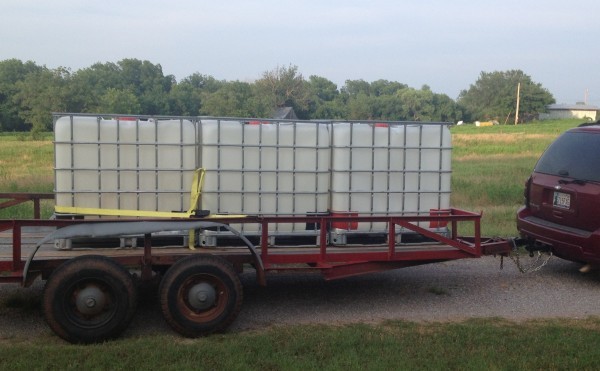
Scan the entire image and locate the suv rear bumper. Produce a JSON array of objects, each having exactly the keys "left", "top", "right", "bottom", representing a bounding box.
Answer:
[{"left": 517, "top": 206, "right": 600, "bottom": 265}]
